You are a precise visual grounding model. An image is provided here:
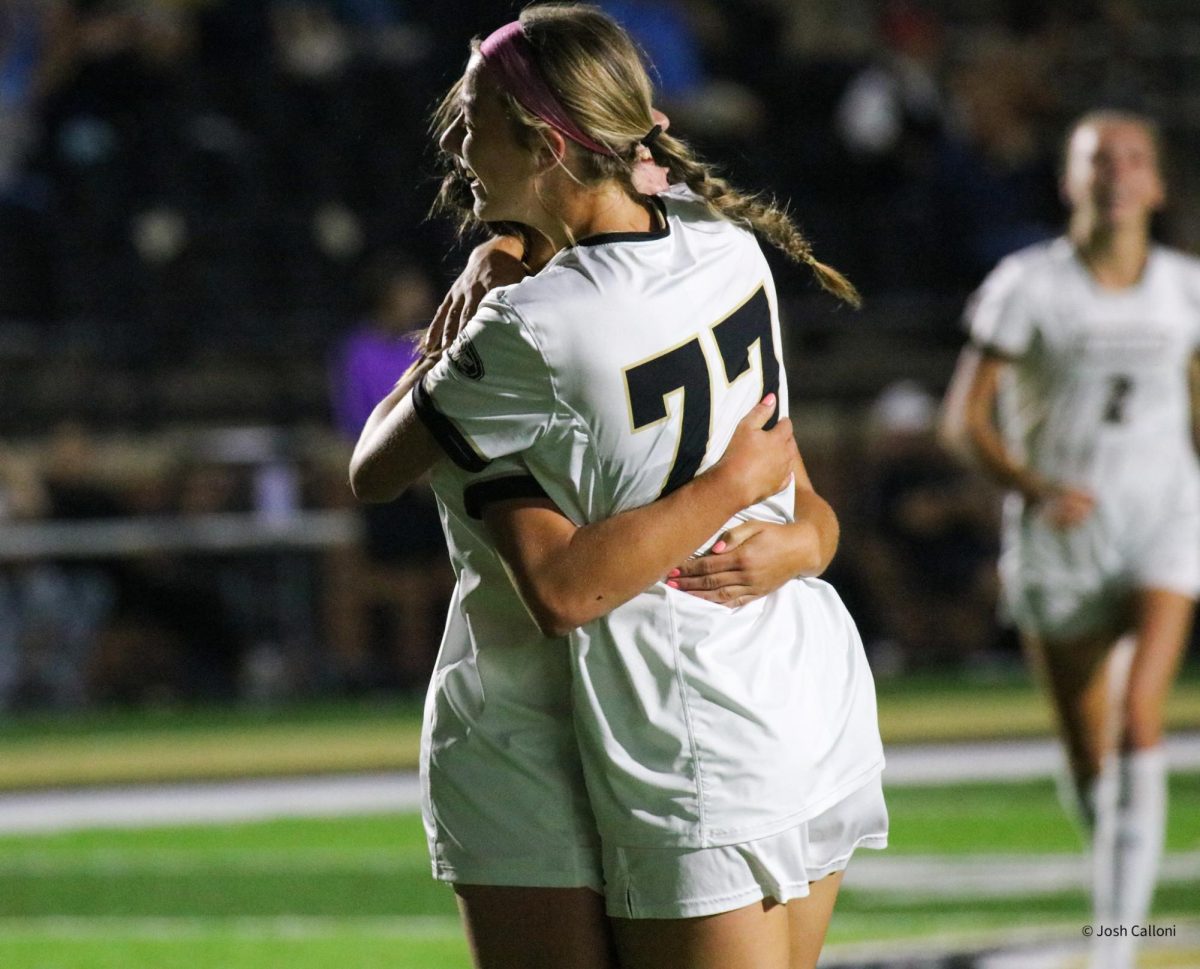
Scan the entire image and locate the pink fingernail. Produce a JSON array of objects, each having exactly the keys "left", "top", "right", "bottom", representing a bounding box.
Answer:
[
  {"left": 668, "top": 568, "right": 681, "bottom": 578},
  {"left": 713, "top": 541, "right": 727, "bottom": 553},
  {"left": 666, "top": 580, "right": 679, "bottom": 589}
]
